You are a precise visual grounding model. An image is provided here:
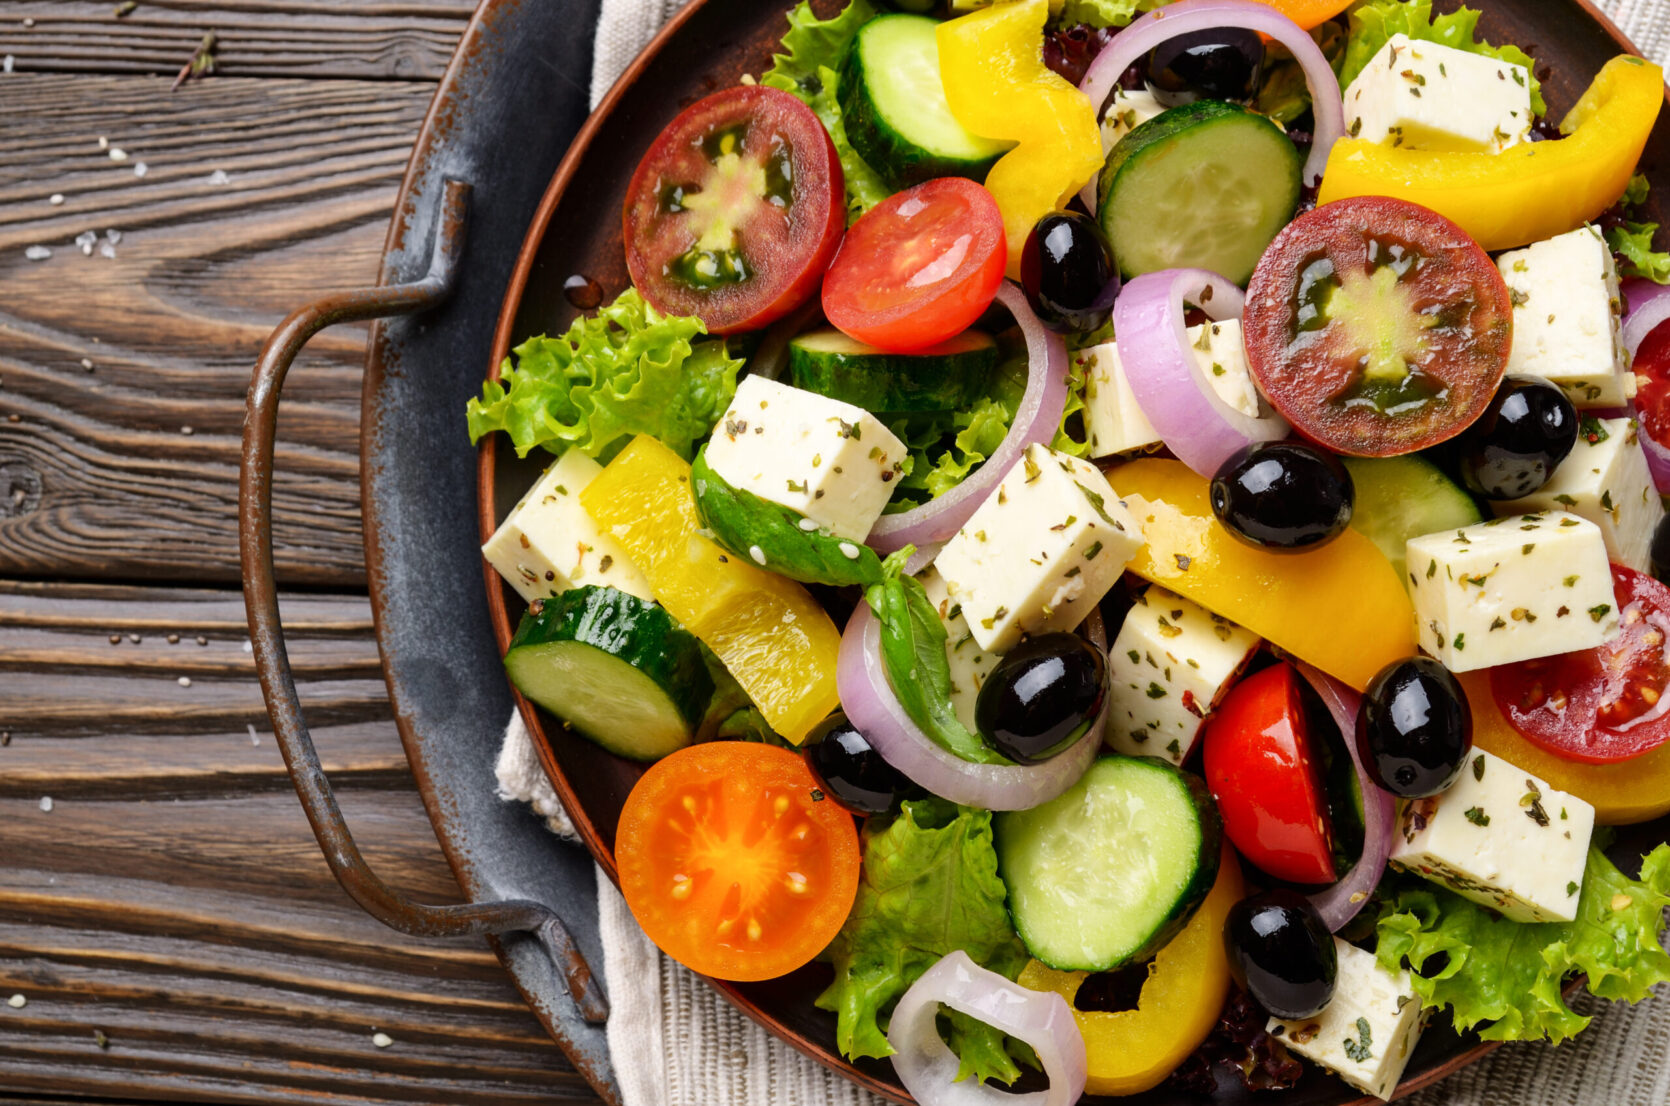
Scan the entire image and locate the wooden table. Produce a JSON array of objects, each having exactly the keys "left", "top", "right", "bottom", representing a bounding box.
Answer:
[{"left": 0, "top": 5, "right": 603, "bottom": 1102}]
